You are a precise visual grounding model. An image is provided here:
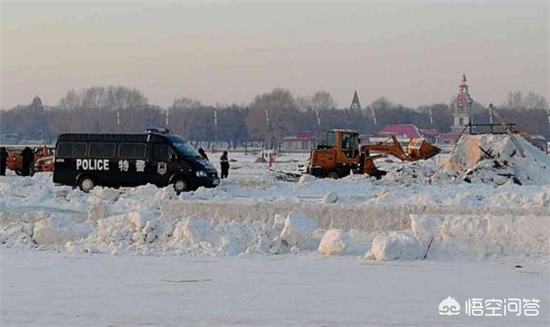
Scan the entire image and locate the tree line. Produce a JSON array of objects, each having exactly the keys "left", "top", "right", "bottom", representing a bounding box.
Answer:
[{"left": 1, "top": 86, "right": 548, "bottom": 146}]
